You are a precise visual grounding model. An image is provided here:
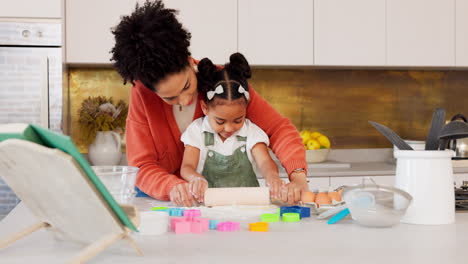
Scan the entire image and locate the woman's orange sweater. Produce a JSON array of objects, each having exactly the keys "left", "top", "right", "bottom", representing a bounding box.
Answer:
[{"left": 126, "top": 81, "right": 307, "bottom": 201}]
